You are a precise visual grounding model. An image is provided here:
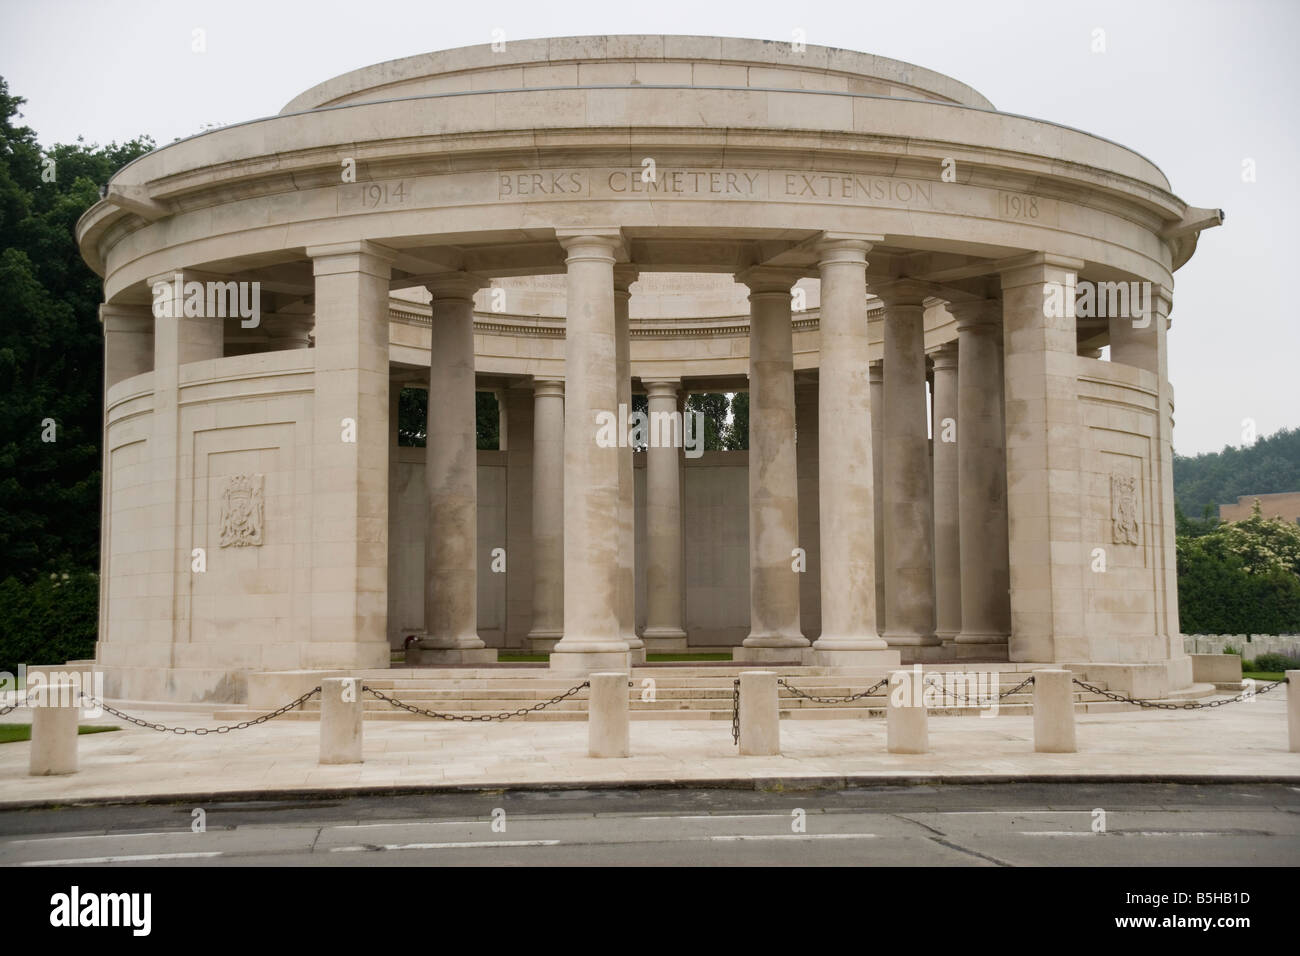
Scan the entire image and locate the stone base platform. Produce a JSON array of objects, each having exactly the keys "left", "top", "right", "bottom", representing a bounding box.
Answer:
[
  {"left": 209, "top": 660, "right": 1212, "bottom": 724},
  {"left": 4, "top": 690, "right": 1296, "bottom": 809},
  {"left": 732, "top": 646, "right": 902, "bottom": 668},
  {"left": 88, "top": 653, "right": 1196, "bottom": 712},
  {"left": 406, "top": 647, "right": 499, "bottom": 666}
]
